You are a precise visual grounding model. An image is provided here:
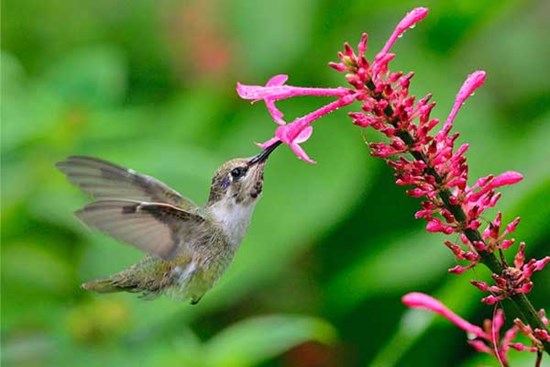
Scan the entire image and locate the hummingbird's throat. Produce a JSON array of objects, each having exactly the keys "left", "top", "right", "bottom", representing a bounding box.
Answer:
[
  {"left": 233, "top": 180, "right": 262, "bottom": 204},
  {"left": 250, "top": 180, "right": 262, "bottom": 199},
  {"left": 209, "top": 200, "right": 256, "bottom": 247}
]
